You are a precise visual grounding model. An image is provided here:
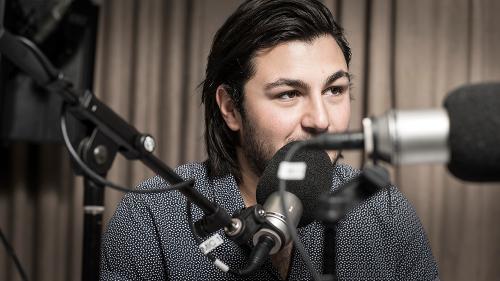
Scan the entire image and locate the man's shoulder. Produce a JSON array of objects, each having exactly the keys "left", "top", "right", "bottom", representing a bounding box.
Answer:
[
  {"left": 331, "top": 162, "right": 361, "bottom": 187},
  {"left": 135, "top": 161, "right": 237, "bottom": 200},
  {"left": 331, "top": 163, "right": 438, "bottom": 279},
  {"left": 135, "top": 161, "right": 208, "bottom": 191},
  {"left": 117, "top": 162, "right": 212, "bottom": 216},
  {"left": 175, "top": 161, "right": 208, "bottom": 178},
  {"left": 332, "top": 162, "right": 417, "bottom": 220}
]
